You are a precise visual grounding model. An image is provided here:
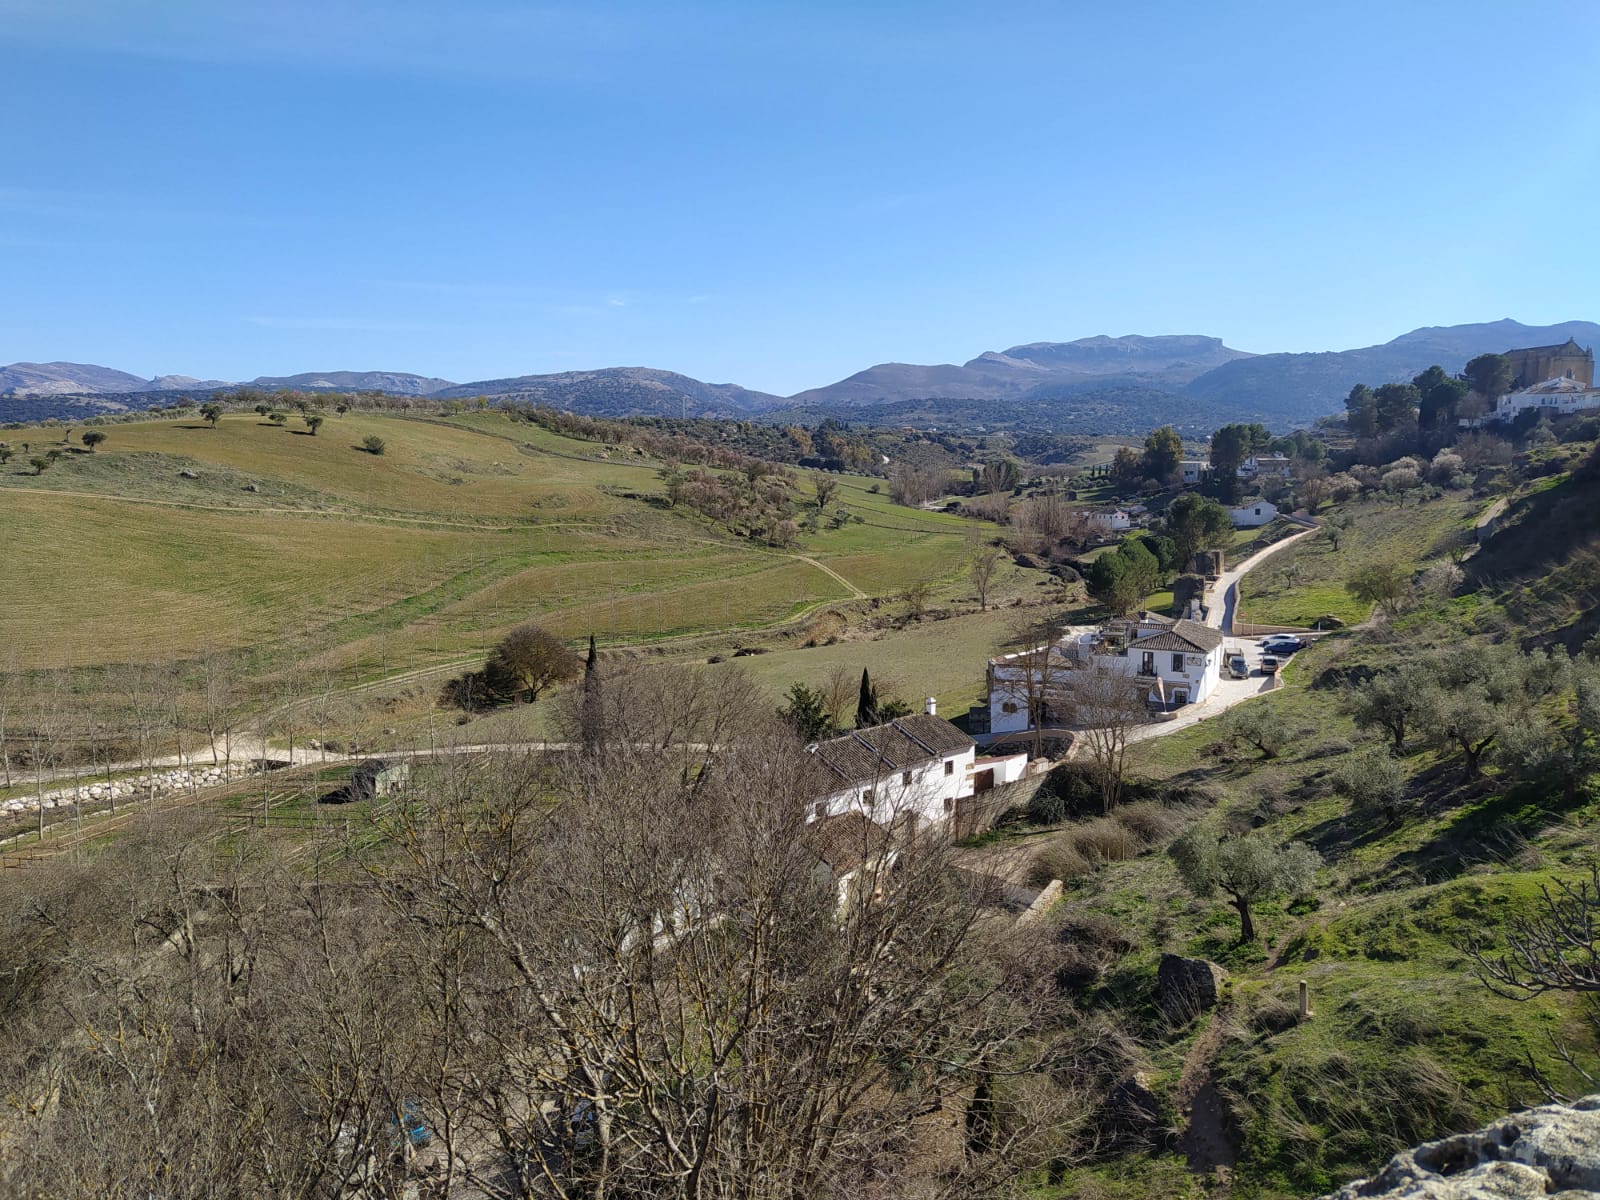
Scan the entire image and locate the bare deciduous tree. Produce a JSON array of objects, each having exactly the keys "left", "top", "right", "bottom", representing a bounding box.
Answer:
[
  {"left": 970, "top": 541, "right": 1005, "bottom": 611},
  {"left": 1062, "top": 667, "right": 1148, "bottom": 812}
]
